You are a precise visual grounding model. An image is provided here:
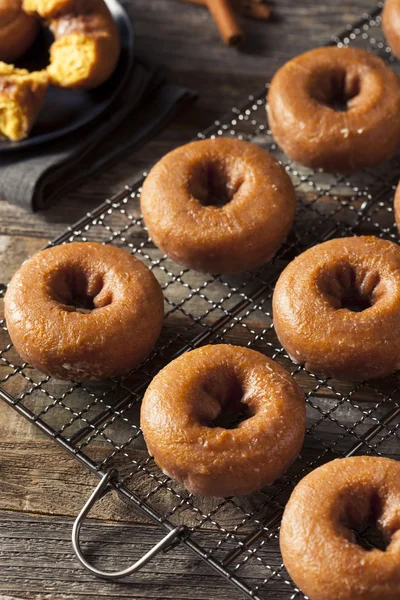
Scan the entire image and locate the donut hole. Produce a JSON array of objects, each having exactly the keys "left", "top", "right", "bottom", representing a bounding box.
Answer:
[
  {"left": 189, "top": 159, "right": 244, "bottom": 208},
  {"left": 352, "top": 521, "right": 391, "bottom": 552},
  {"left": 310, "top": 67, "right": 361, "bottom": 112},
  {"left": 340, "top": 490, "right": 391, "bottom": 552},
  {"left": 339, "top": 287, "right": 371, "bottom": 313},
  {"left": 201, "top": 374, "right": 252, "bottom": 429},
  {"left": 317, "top": 264, "right": 381, "bottom": 312},
  {"left": 50, "top": 265, "right": 112, "bottom": 312},
  {"left": 16, "top": 27, "right": 52, "bottom": 72}
]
